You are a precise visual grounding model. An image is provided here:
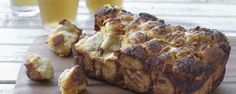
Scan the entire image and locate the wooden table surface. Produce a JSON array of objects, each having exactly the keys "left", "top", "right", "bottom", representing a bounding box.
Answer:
[{"left": 0, "top": 0, "right": 236, "bottom": 94}]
